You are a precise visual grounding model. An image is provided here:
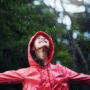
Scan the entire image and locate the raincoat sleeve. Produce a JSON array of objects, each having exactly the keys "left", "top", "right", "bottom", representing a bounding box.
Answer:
[
  {"left": 0, "top": 68, "right": 26, "bottom": 84},
  {"left": 59, "top": 65, "right": 90, "bottom": 85}
]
